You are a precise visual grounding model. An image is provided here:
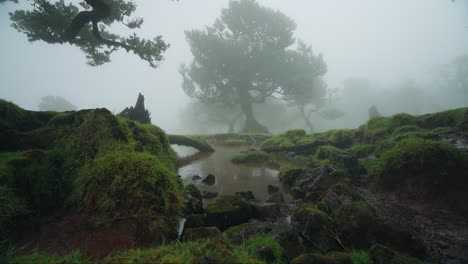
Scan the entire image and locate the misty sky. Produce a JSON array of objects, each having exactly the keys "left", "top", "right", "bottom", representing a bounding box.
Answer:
[{"left": 1, "top": 0, "right": 467, "bottom": 133}]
